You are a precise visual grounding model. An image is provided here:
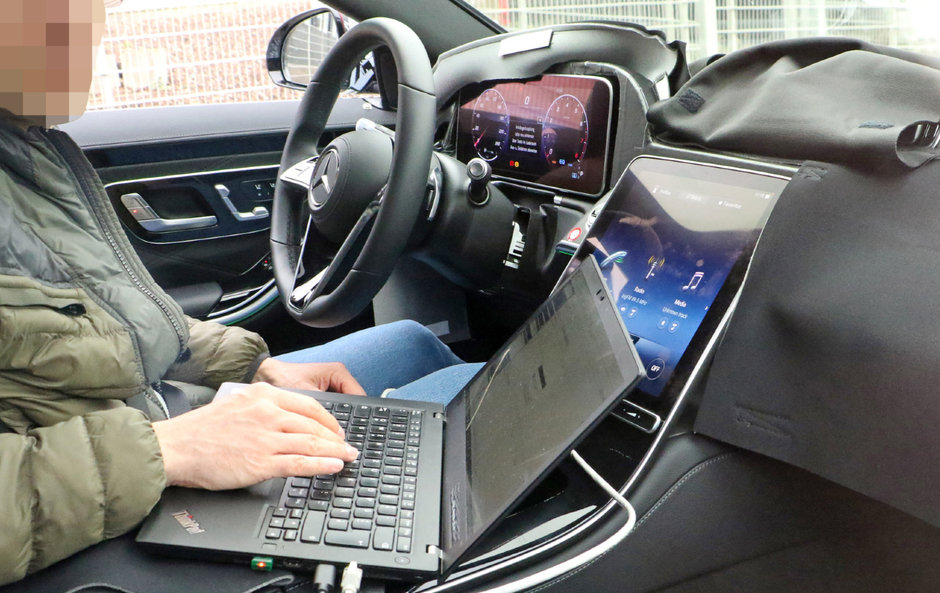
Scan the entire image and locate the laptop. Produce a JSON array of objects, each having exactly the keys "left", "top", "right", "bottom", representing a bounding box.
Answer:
[{"left": 137, "top": 257, "right": 644, "bottom": 580}]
